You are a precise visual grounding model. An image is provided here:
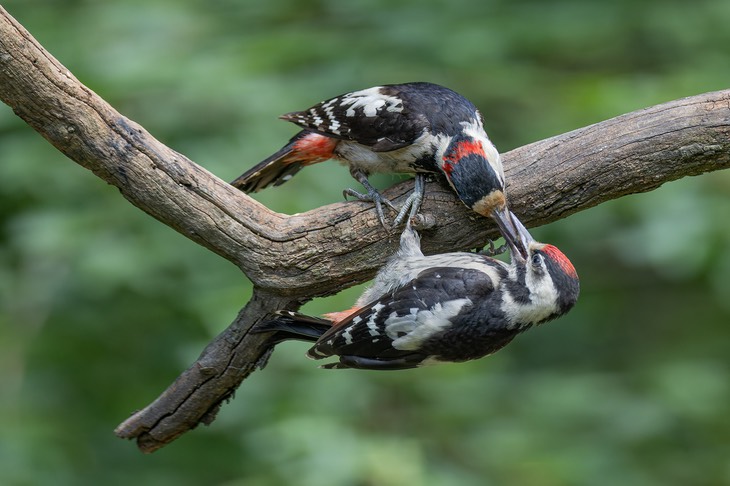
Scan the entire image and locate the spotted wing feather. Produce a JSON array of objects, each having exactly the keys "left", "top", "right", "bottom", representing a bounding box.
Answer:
[
  {"left": 281, "top": 82, "right": 478, "bottom": 152},
  {"left": 280, "top": 87, "right": 420, "bottom": 151},
  {"left": 309, "top": 266, "right": 496, "bottom": 368}
]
